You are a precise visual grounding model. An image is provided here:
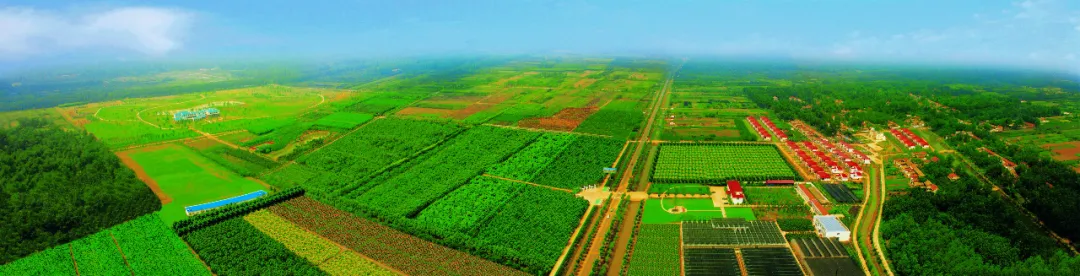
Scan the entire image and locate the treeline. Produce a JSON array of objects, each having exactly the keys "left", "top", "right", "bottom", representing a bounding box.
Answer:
[
  {"left": 0, "top": 78, "right": 269, "bottom": 112},
  {"left": 0, "top": 119, "right": 160, "bottom": 264},
  {"left": 882, "top": 153, "right": 1080, "bottom": 274}
]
